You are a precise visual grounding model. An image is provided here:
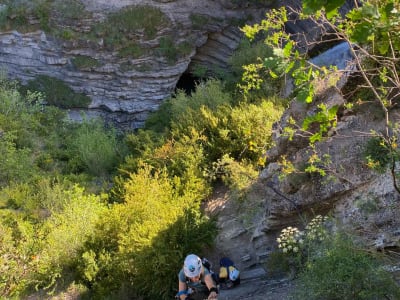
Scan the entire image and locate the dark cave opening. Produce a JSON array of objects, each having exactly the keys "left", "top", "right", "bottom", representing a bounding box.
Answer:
[{"left": 175, "top": 72, "right": 202, "bottom": 95}]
